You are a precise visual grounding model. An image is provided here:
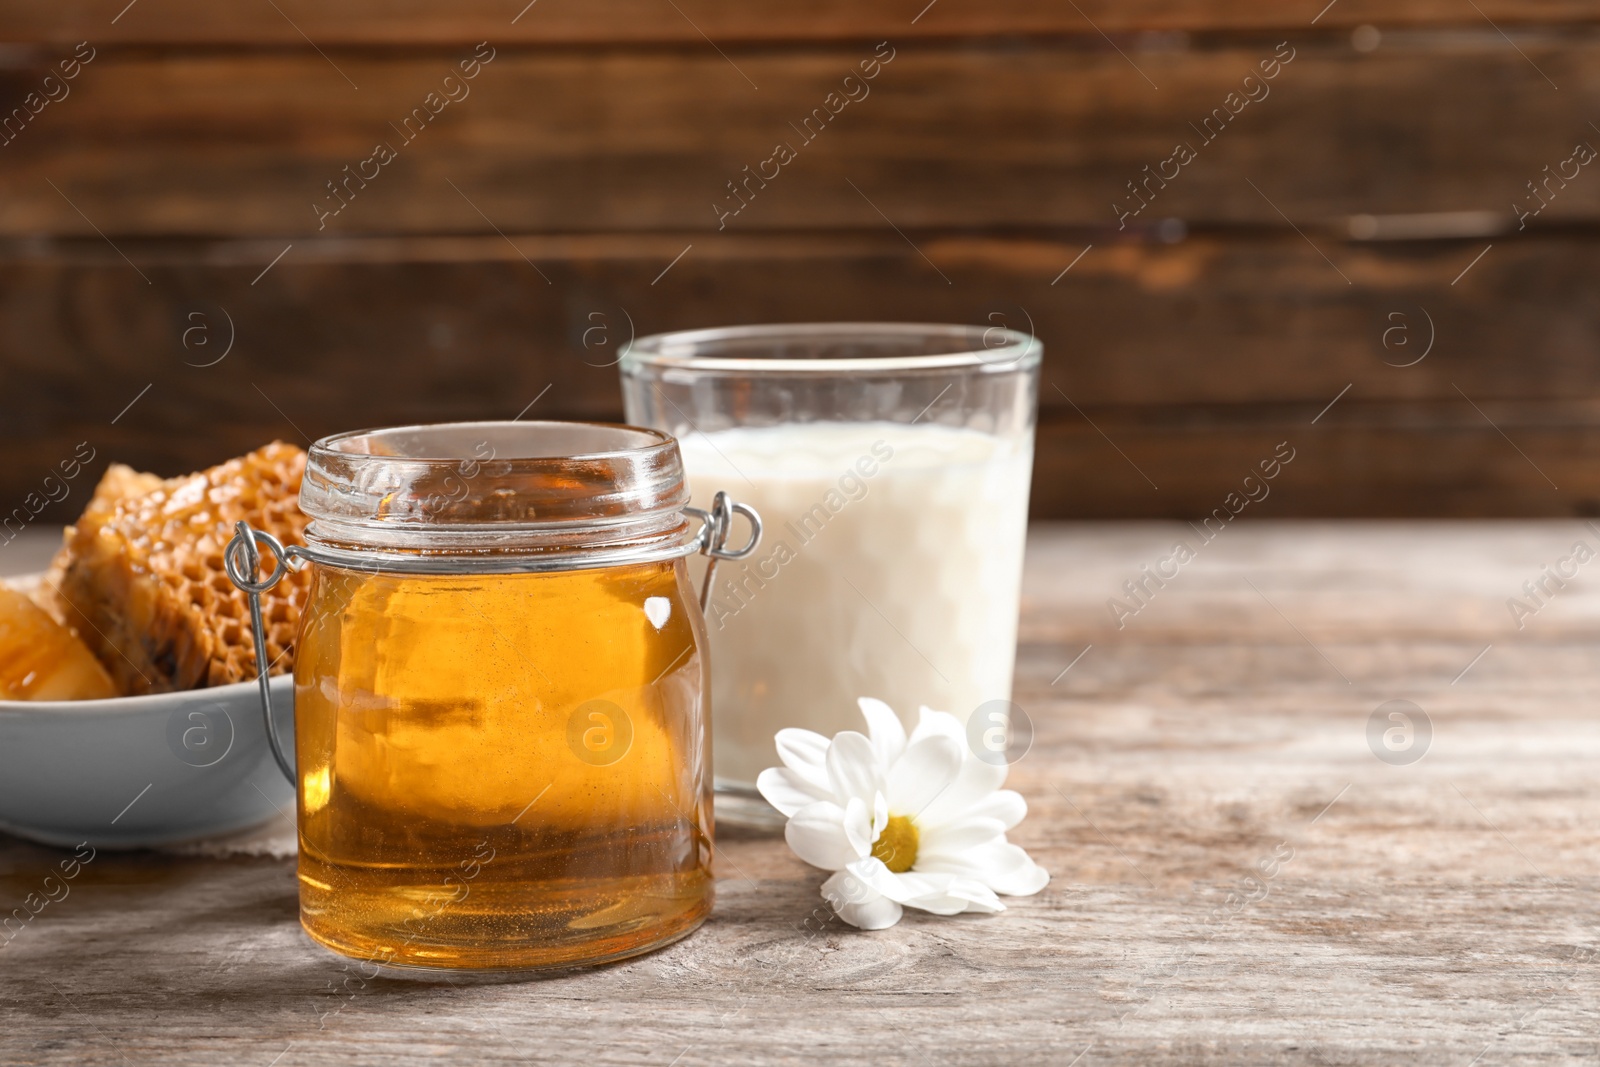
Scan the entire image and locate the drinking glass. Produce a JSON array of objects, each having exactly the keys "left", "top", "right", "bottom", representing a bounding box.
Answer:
[{"left": 620, "top": 323, "right": 1040, "bottom": 825}]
